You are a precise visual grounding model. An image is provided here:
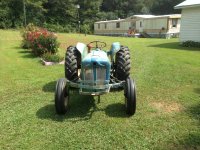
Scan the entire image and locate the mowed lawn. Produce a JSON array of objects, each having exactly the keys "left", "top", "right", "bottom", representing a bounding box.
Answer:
[{"left": 0, "top": 30, "right": 199, "bottom": 149}]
